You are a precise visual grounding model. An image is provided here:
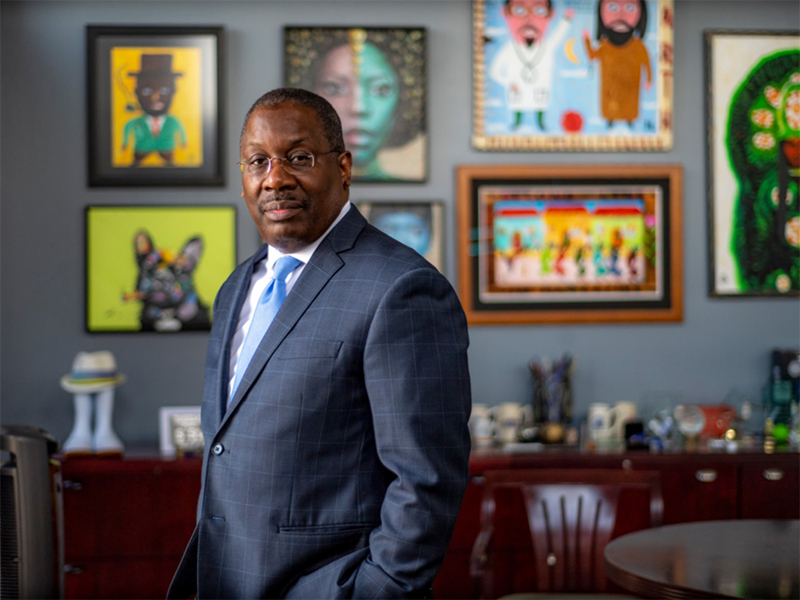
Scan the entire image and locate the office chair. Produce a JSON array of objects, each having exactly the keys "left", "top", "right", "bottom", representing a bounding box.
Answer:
[{"left": 469, "top": 469, "right": 663, "bottom": 599}]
